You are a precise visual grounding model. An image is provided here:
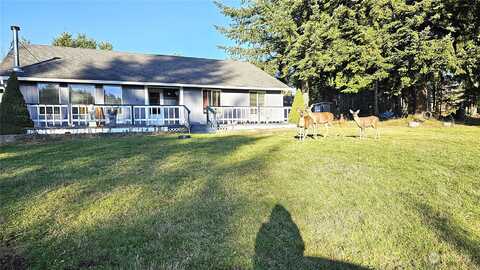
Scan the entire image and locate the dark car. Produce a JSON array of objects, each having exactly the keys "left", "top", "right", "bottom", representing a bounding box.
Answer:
[{"left": 310, "top": 102, "right": 333, "bottom": 113}]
